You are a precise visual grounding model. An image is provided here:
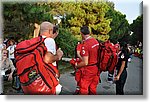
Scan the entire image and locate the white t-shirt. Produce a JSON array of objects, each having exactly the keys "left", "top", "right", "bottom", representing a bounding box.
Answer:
[
  {"left": 43, "top": 37, "right": 57, "bottom": 66},
  {"left": 42, "top": 36, "right": 61, "bottom": 94},
  {"left": 7, "top": 45, "right": 16, "bottom": 59}
]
